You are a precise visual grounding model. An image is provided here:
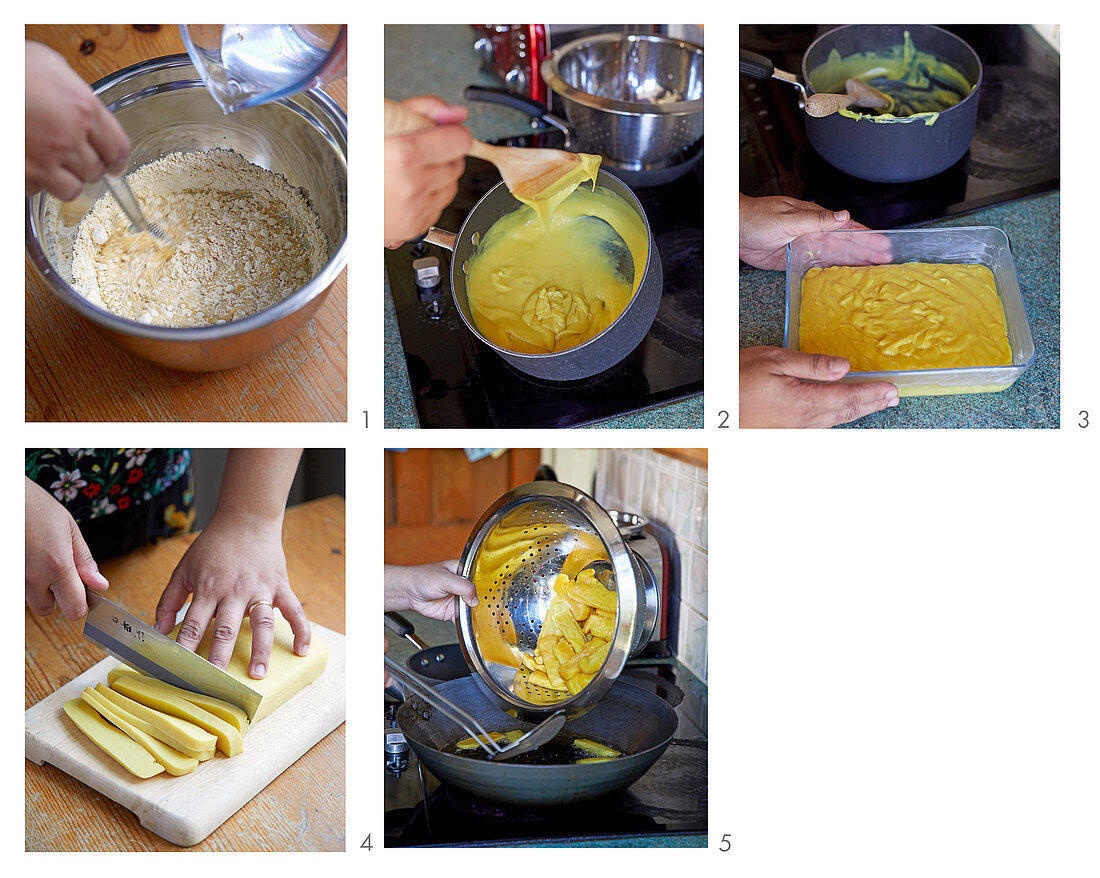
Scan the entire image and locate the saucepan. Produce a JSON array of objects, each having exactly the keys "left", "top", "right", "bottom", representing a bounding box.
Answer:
[
  {"left": 740, "top": 25, "right": 981, "bottom": 183},
  {"left": 424, "top": 168, "right": 663, "bottom": 381},
  {"left": 397, "top": 675, "right": 678, "bottom": 806}
]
